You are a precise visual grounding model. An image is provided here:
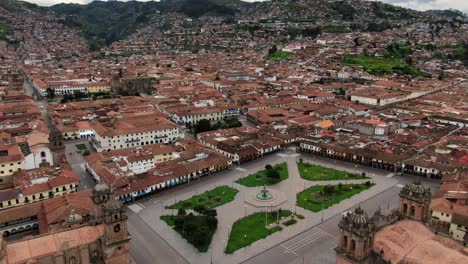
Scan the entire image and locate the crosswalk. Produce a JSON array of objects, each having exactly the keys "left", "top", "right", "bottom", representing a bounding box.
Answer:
[
  {"left": 128, "top": 202, "right": 145, "bottom": 214},
  {"left": 276, "top": 153, "right": 301, "bottom": 158},
  {"left": 281, "top": 228, "right": 332, "bottom": 256}
]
